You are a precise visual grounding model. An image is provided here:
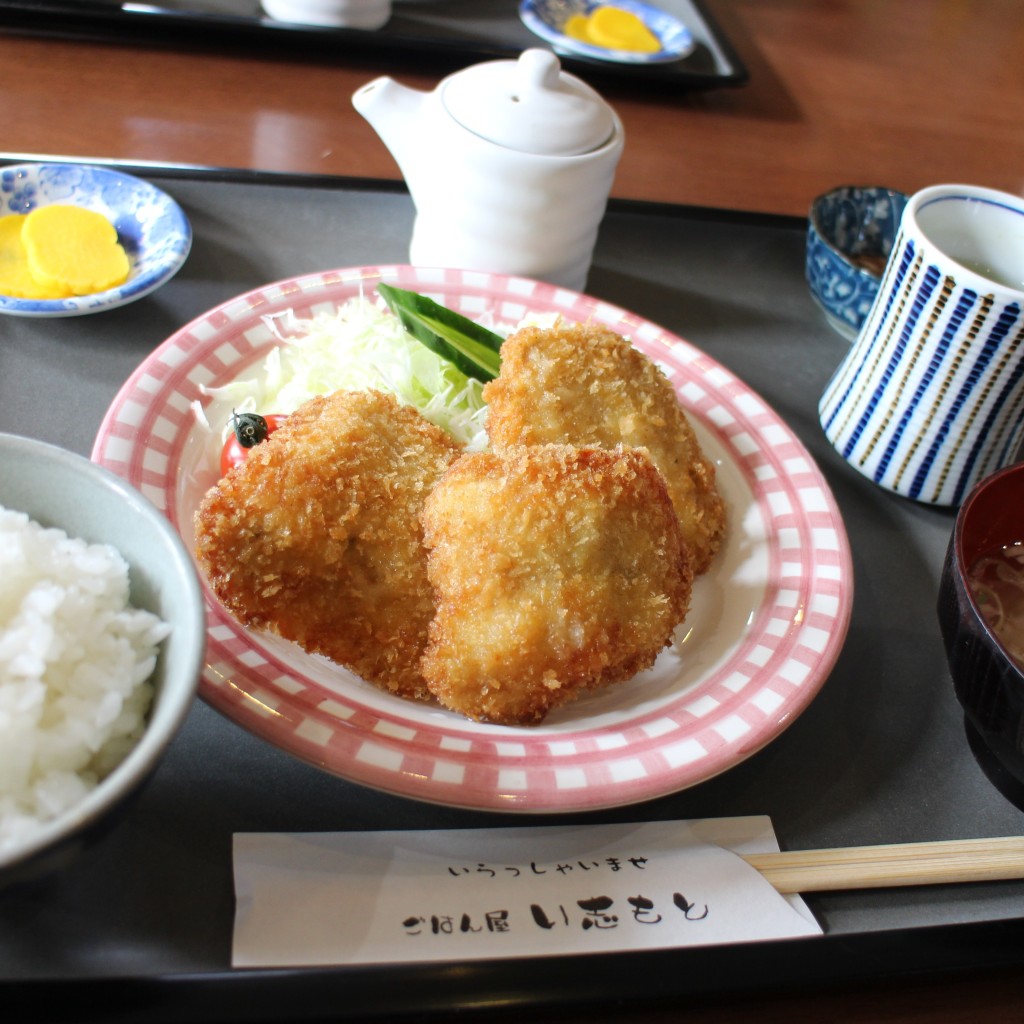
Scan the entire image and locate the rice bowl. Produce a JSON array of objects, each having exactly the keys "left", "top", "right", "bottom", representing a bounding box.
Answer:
[
  {"left": 0, "top": 433, "right": 205, "bottom": 886},
  {"left": 0, "top": 506, "right": 171, "bottom": 854}
]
